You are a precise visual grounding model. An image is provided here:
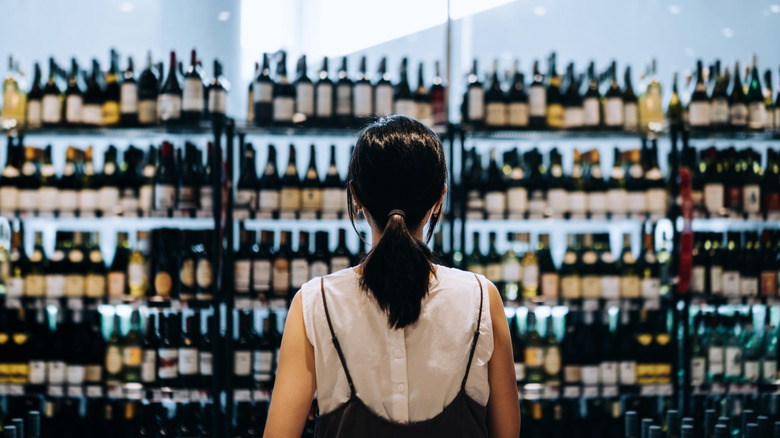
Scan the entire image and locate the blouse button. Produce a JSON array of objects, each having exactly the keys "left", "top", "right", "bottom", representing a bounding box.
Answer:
[
  {"left": 397, "top": 383, "right": 405, "bottom": 393},
  {"left": 394, "top": 349, "right": 403, "bottom": 358}
]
